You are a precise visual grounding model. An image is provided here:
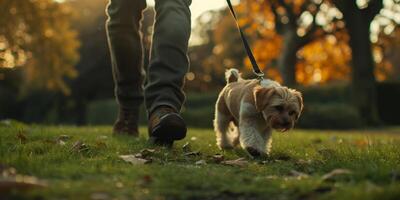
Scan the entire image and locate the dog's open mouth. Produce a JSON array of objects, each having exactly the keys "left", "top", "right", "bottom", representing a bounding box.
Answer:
[{"left": 271, "top": 121, "right": 291, "bottom": 132}]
